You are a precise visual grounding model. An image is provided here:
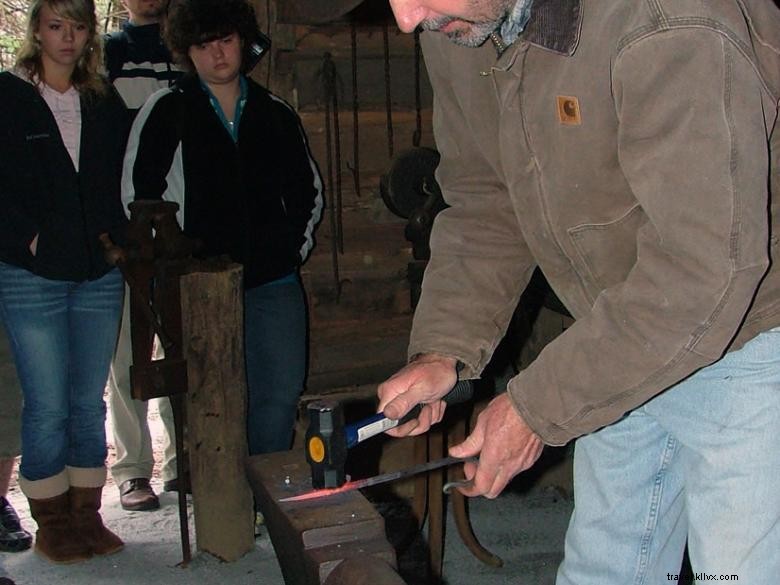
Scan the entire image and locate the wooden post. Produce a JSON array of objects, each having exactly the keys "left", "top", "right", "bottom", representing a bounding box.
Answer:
[{"left": 180, "top": 260, "right": 255, "bottom": 561}]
